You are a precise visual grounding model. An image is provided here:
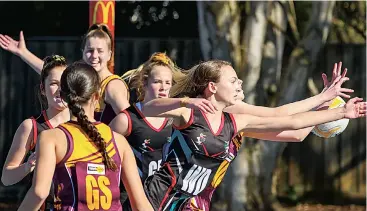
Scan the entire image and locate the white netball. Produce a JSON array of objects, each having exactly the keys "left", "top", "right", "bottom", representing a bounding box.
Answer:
[{"left": 311, "top": 96, "right": 349, "bottom": 138}]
